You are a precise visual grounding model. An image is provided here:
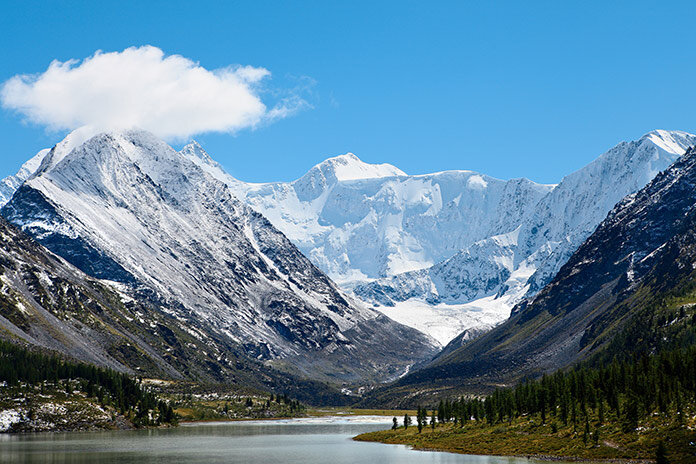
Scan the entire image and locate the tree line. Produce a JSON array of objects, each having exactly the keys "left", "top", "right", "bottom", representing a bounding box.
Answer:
[
  {"left": 406, "top": 345, "right": 696, "bottom": 435},
  {"left": 0, "top": 340, "right": 176, "bottom": 426}
]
